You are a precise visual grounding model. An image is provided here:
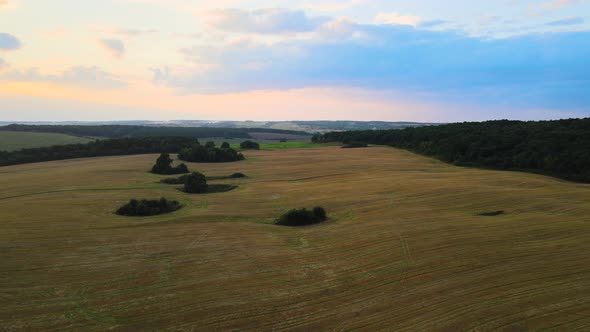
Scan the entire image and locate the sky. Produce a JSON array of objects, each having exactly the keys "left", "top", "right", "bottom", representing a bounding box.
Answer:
[{"left": 0, "top": 0, "right": 589, "bottom": 122}]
